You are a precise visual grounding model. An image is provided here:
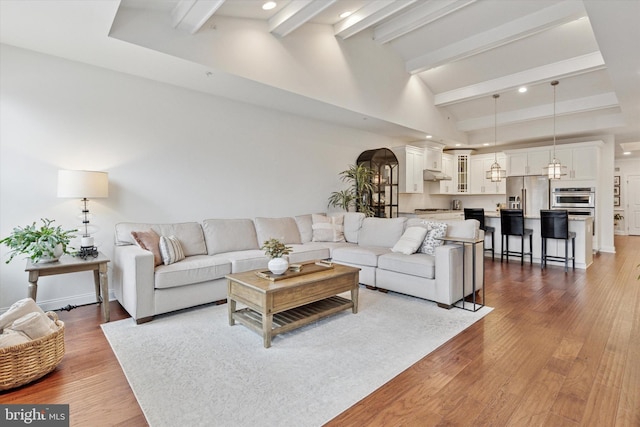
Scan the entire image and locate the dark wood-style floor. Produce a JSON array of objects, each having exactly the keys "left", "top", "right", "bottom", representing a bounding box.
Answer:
[{"left": 2, "top": 236, "right": 638, "bottom": 426}]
